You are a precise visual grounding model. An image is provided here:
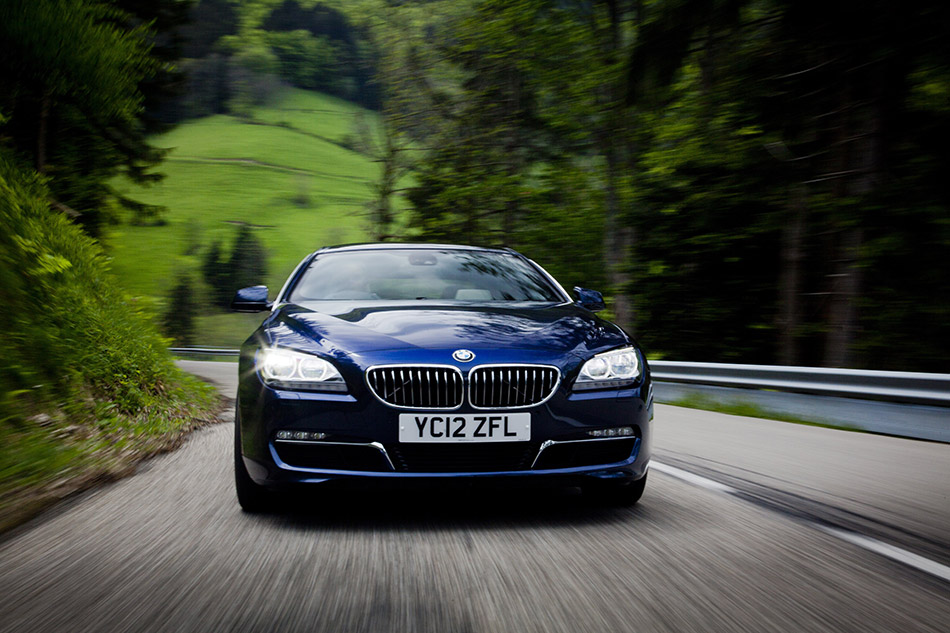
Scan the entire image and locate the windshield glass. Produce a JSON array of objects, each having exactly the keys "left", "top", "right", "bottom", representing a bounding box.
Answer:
[{"left": 288, "top": 249, "right": 564, "bottom": 303}]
